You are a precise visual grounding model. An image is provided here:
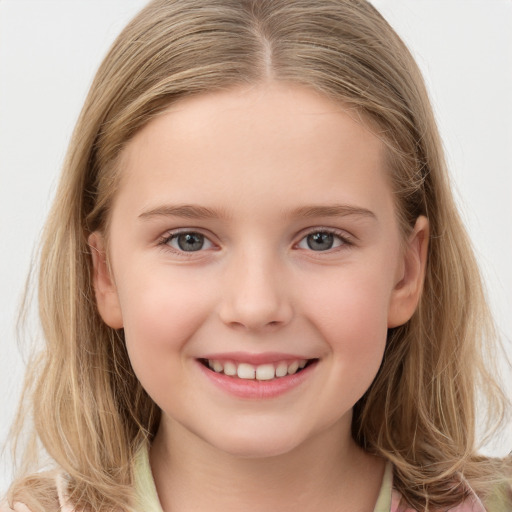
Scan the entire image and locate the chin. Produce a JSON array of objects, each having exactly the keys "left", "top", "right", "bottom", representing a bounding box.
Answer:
[{"left": 202, "top": 427, "right": 306, "bottom": 459}]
